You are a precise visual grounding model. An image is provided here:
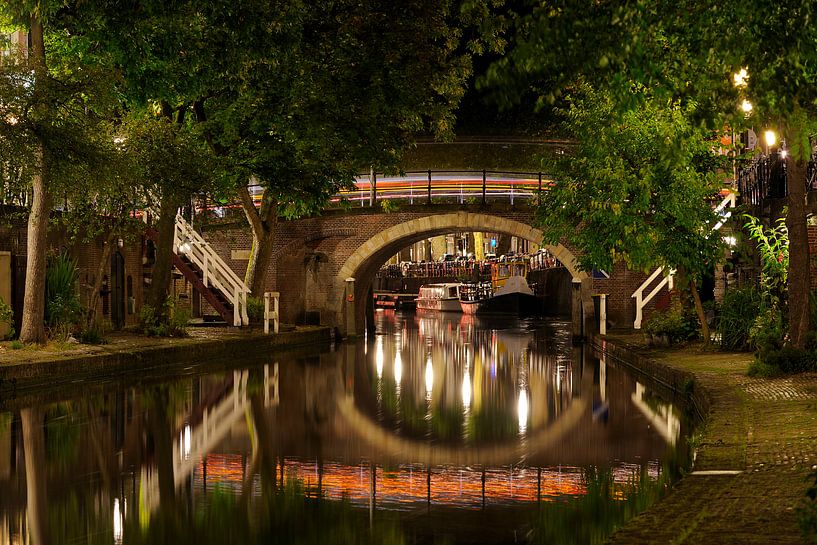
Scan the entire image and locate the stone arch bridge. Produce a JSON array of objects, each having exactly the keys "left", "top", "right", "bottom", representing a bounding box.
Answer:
[{"left": 202, "top": 204, "right": 654, "bottom": 335}]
